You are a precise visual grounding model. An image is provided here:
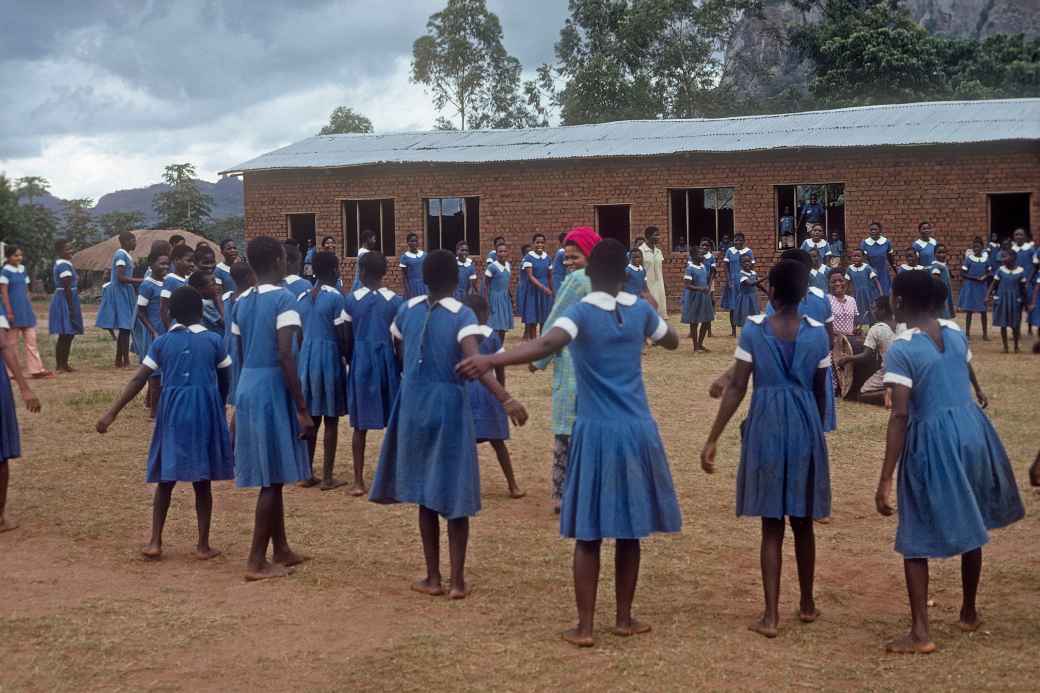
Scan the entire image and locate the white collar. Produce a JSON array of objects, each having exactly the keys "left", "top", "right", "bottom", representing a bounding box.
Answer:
[
  {"left": 284, "top": 274, "right": 303, "bottom": 284},
  {"left": 54, "top": 259, "right": 71, "bottom": 267},
  {"left": 146, "top": 277, "right": 163, "bottom": 287},
  {"left": 404, "top": 250, "right": 425, "bottom": 258},
  {"left": 863, "top": 236, "right": 888, "bottom": 246},
  {"left": 378, "top": 287, "right": 396, "bottom": 300},
  {"left": 627, "top": 264, "right": 643, "bottom": 272},
  {"left": 406, "top": 295, "right": 462, "bottom": 313},
  {"left": 353, "top": 287, "right": 396, "bottom": 301},
  {"left": 740, "top": 269, "right": 755, "bottom": 276},
  {"left": 1011, "top": 242, "right": 1034, "bottom": 252},
  {"left": 353, "top": 287, "right": 371, "bottom": 300},
  {"left": 257, "top": 283, "right": 282, "bottom": 294},
  {"left": 357, "top": 247, "right": 371, "bottom": 257},
  {"left": 686, "top": 262, "right": 704, "bottom": 269},
  {"left": 222, "top": 290, "right": 234, "bottom": 301},
  {"left": 809, "top": 267, "right": 823, "bottom": 276},
  {"left": 2, "top": 264, "right": 24, "bottom": 273},
  {"left": 806, "top": 239, "right": 827, "bottom": 247},
  {"left": 999, "top": 266, "right": 1024, "bottom": 275},
  {"left": 804, "top": 315, "right": 824, "bottom": 328},
  {"left": 492, "top": 260, "right": 510, "bottom": 272},
  {"left": 900, "top": 264, "right": 926, "bottom": 271},
  {"left": 316, "top": 284, "right": 339, "bottom": 294},
  {"left": 476, "top": 325, "right": 493, "bottom": 338},
  {"left": 966, "top": 251, "right": 988, "bottom": 262},
  {"left": 938, "top": 319, "right": 961, "bottom": 331},
  {"left": 808, "top": 286, "right": 825, "bottom": 298},
  {"left": 914, "top": 238, "right": 937, "bottom": 247},
  {"left": 527, "top": 250, "right": 547, "bottom": 259},
  {"left": 170, "top": 323, "right": 208, "bottom": 334},
  {"left": 167, "top": 272, "right": 185, "bottom": 282},
  {"left": 457, "top": 258, "right": 472, "bottom": 267},
  {"left": 848, "top": 263, "right": 867, "bottom": 270},
  {"left": 747, "top": 314, "right": 766, "bottom": 324},
  {"left": 580, "top": 291, "right": 637, "bottom": 310},
  {"left": 216, "top": 262, "right": 230, "bottom": 272},
  {"left": 730, "top": 246, "right": 751, "bottom": 255},
  {"left": 932, "top": 261, "right": 947, "bottom": 269}
]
